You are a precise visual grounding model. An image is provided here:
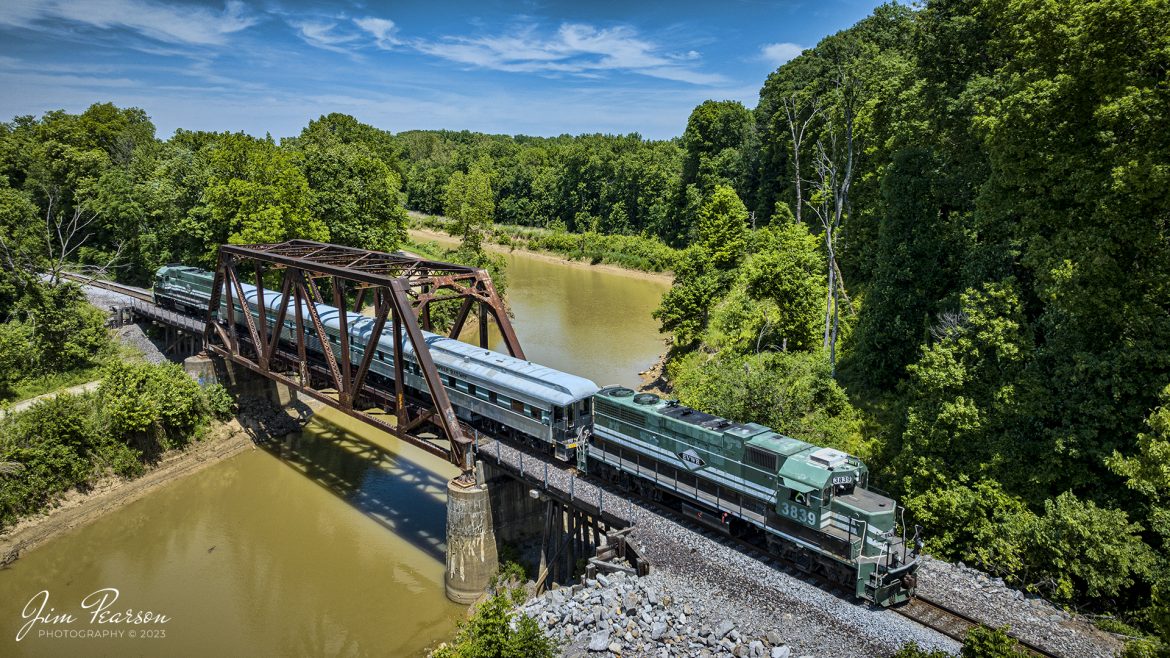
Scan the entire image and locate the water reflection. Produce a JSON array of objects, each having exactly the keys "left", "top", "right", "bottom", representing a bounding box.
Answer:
[
  {"left": 0, "top": 408, "right": 463, "bottom": 658},
  {"left": 261, "top": 410, "right": 455, "bottom": 563}
]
